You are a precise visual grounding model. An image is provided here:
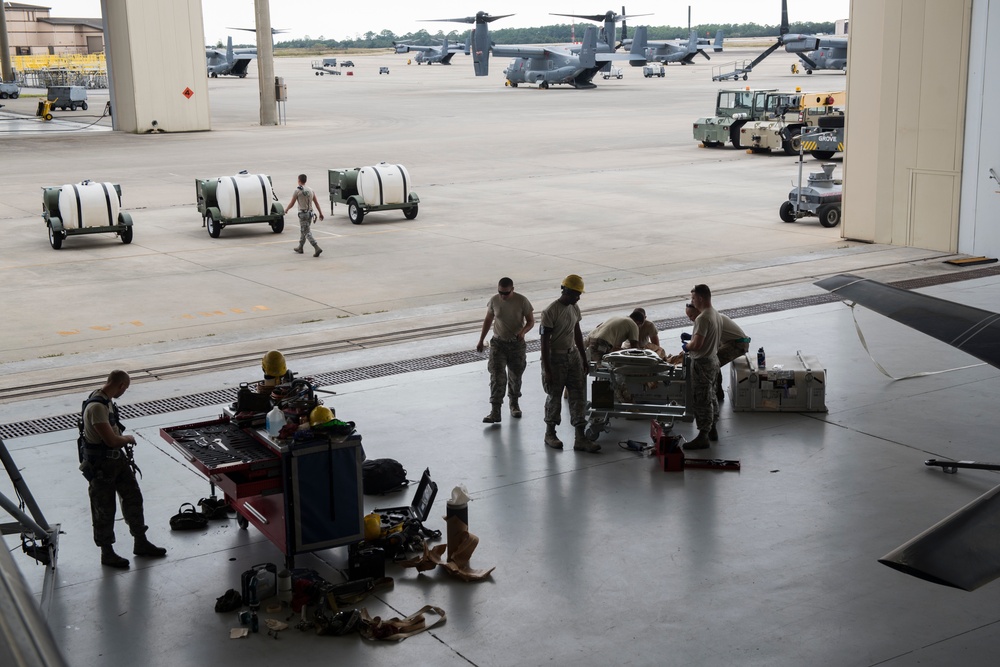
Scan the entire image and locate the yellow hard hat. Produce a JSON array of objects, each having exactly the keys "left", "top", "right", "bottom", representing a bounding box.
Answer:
[
  {"left": 261, "top": 350, "right": 287, "bottom": 378},
  {"left": 561, "top": 274, "right": 585, "bottom": 293},
  {"left": 309, "top": 405, "right": 335, "bottom": 427}
]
